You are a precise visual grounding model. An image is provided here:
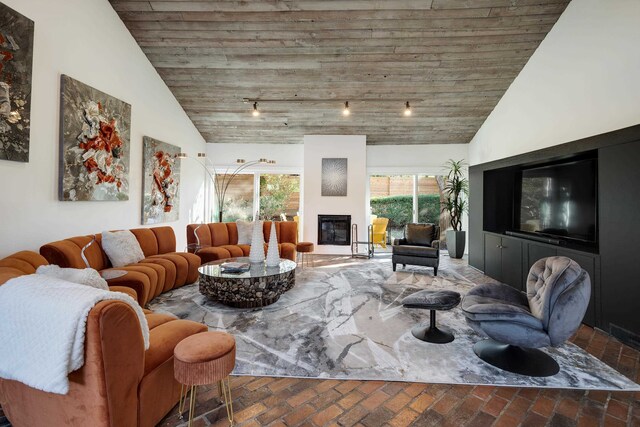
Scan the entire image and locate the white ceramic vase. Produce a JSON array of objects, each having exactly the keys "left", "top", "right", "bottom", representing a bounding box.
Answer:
[
  {"left": 249, "top": 219, "right": 265, "bottom": 263},
  {"left": 266, "top": 222, "right": 280, "bottom": 267}
]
